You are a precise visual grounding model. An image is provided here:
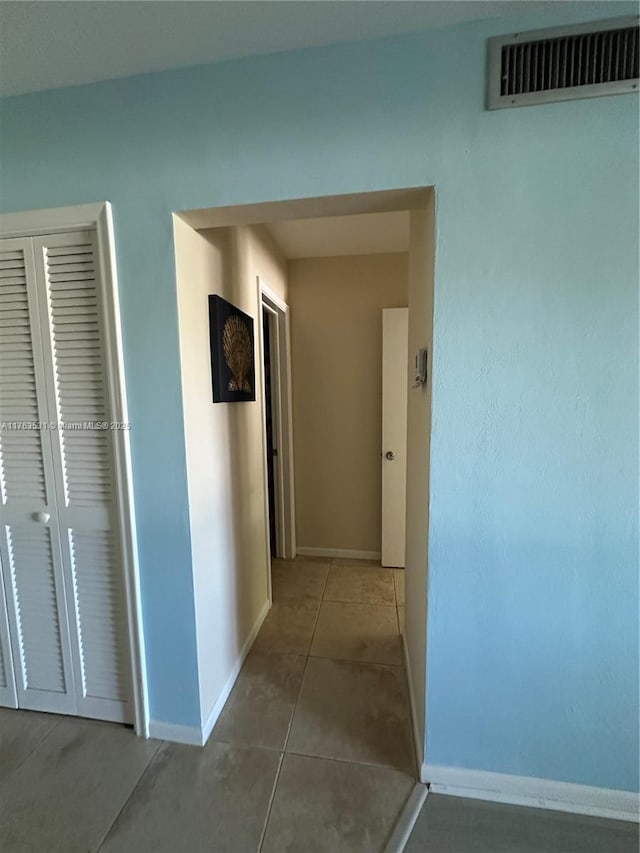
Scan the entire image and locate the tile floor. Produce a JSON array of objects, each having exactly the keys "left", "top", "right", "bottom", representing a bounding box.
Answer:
[
  {"left": 1, "top": 557, "right": 636, "bottom": 853},
  {"left": 1, "top": 557, "right": 414, "bottom": 853},
  {"left": 405, "top": 792, "right": 639, "bottom": 853}
]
